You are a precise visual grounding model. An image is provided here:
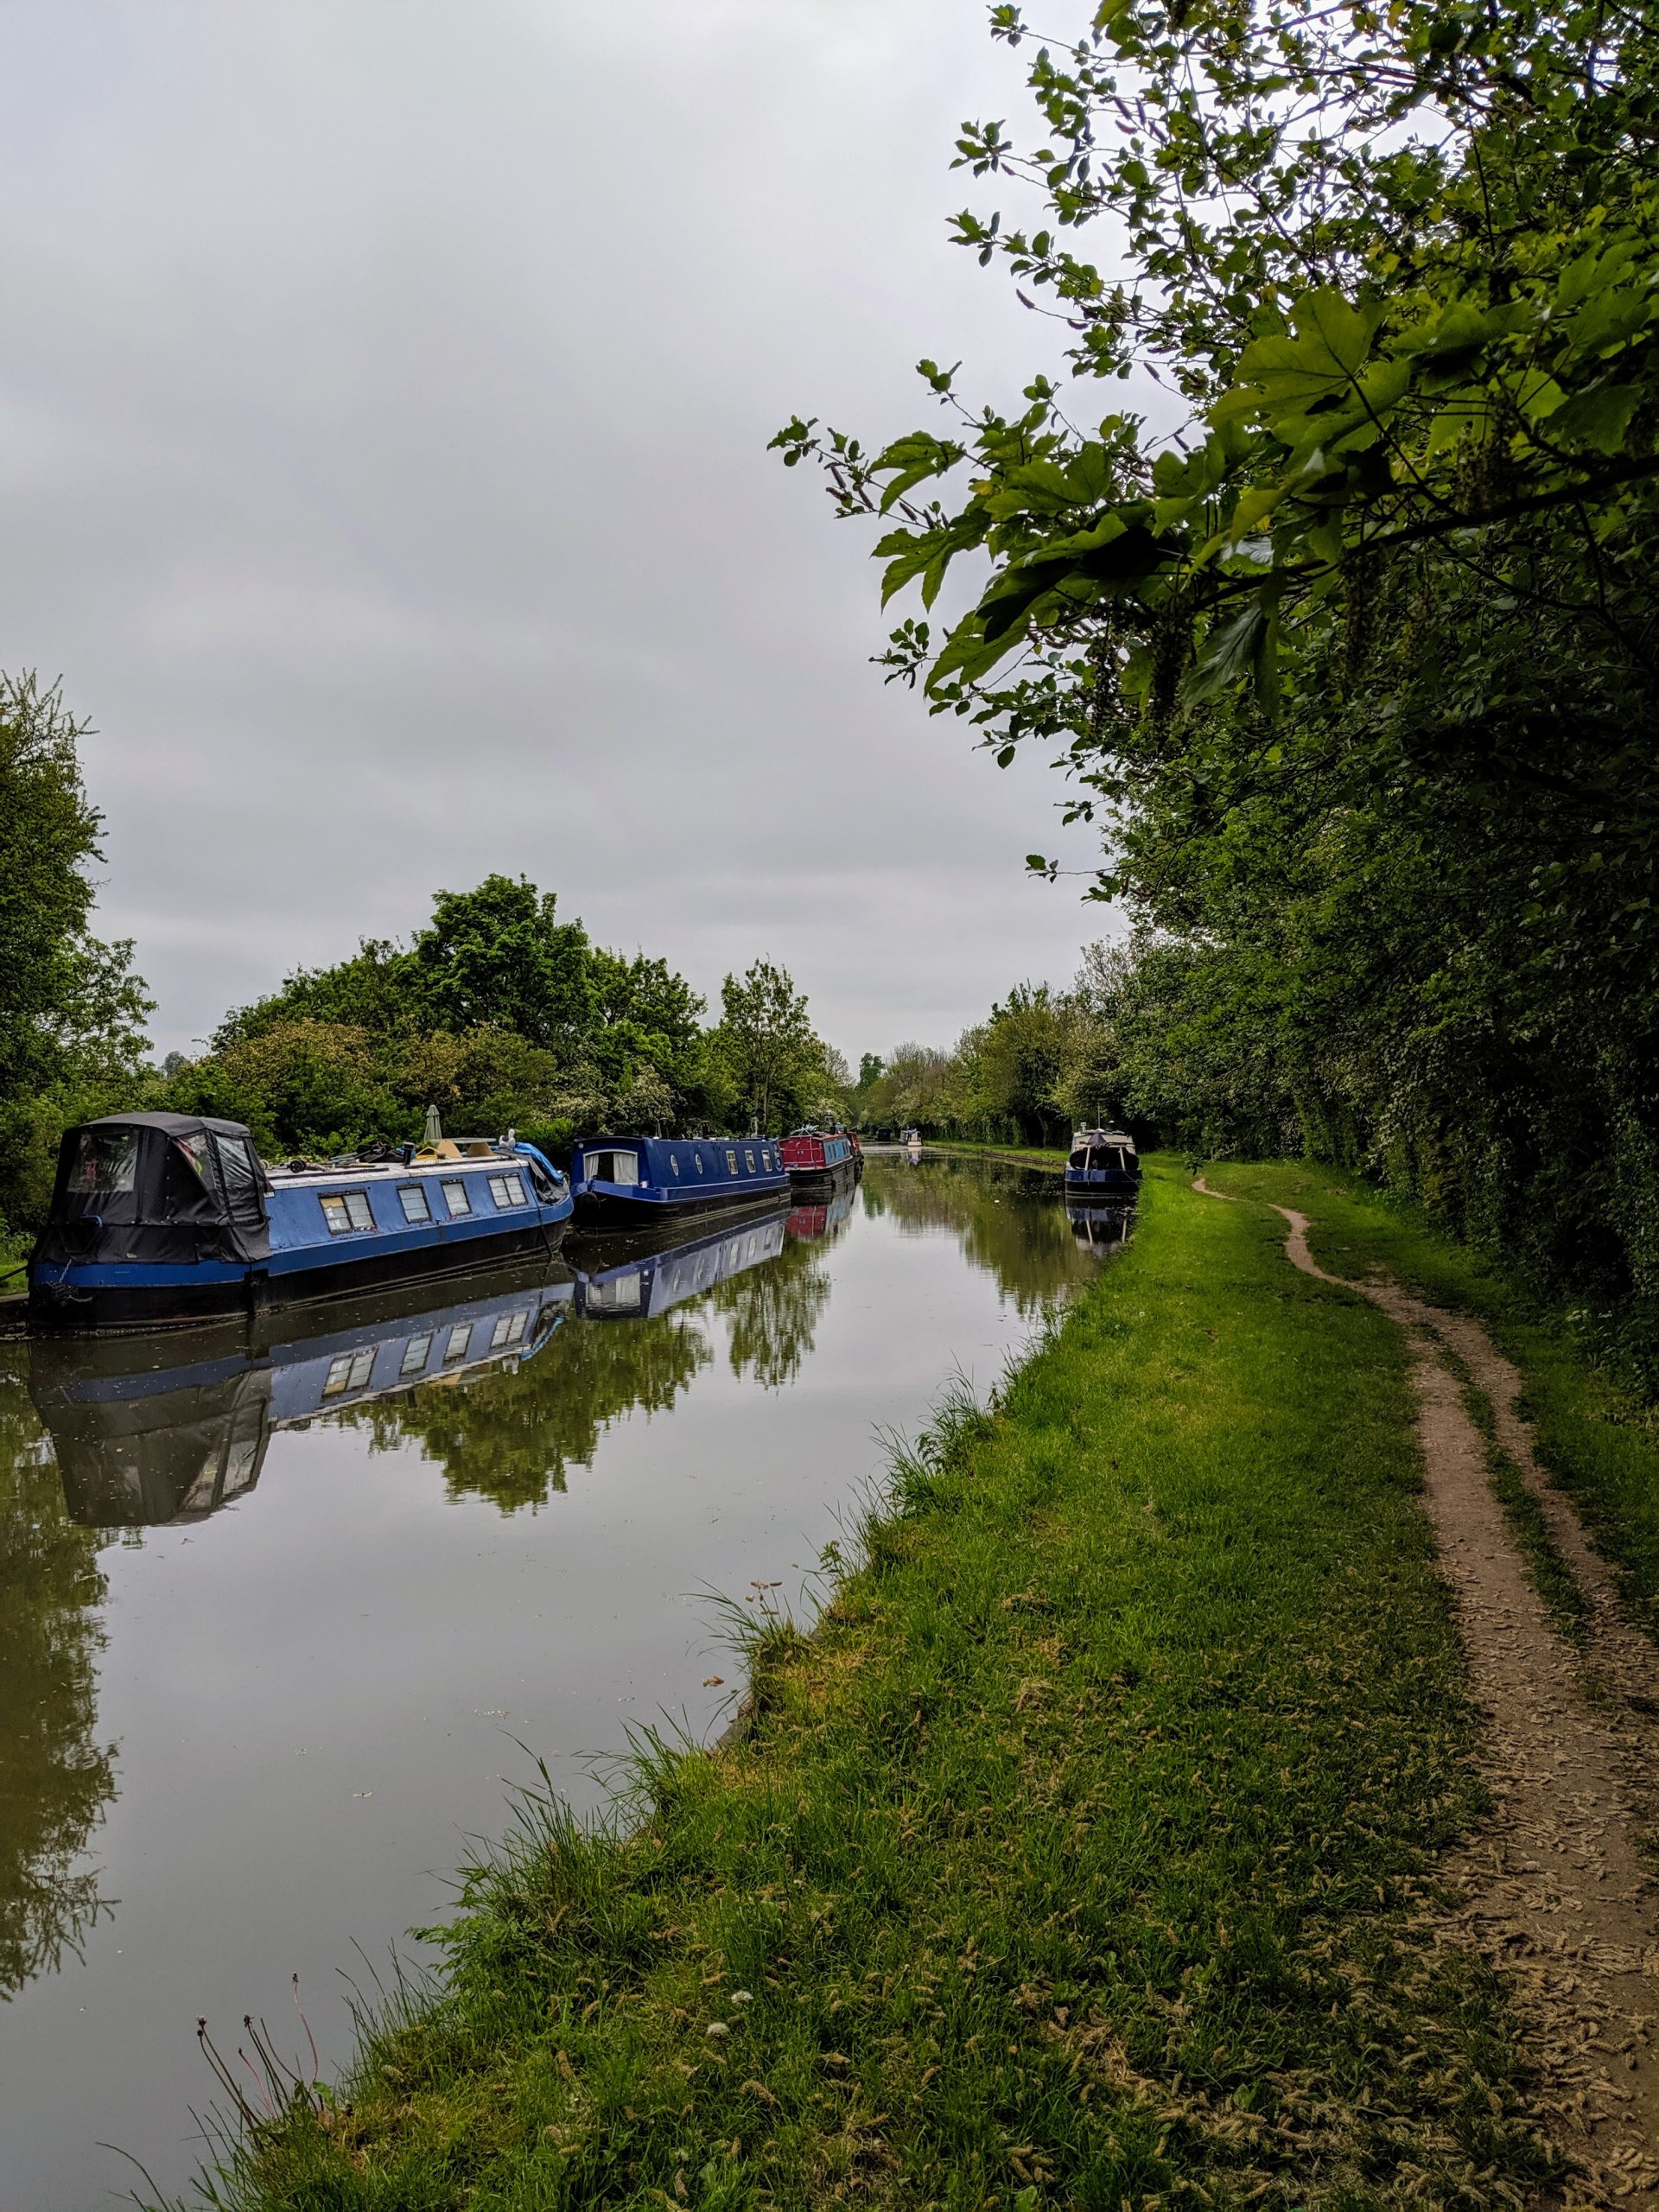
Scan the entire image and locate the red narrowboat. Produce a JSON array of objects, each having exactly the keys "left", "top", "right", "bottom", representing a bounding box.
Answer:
[{"left": 779, "top": 1126, "right": 861, "bottom": 1181}]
